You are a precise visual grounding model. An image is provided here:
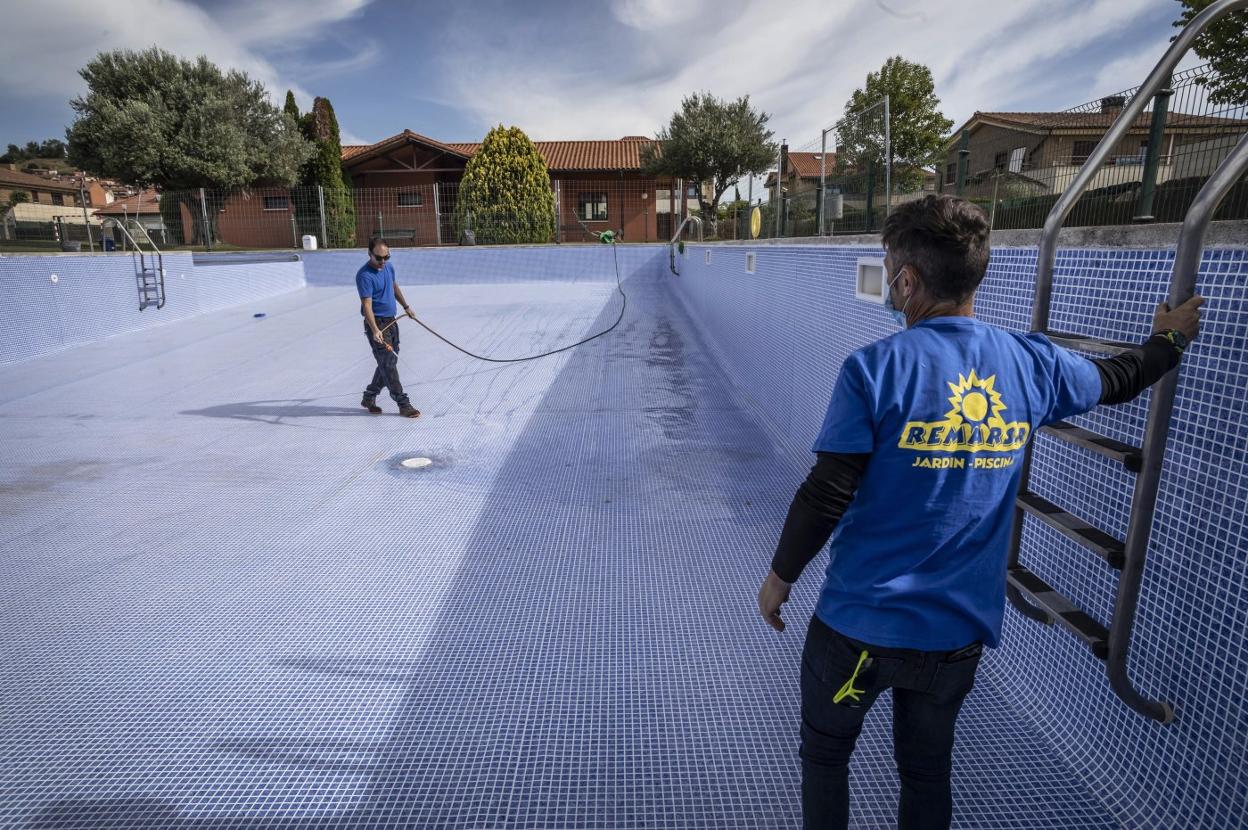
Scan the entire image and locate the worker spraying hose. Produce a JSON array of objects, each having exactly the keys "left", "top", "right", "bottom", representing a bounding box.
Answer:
[{"left": 360, "top": 225, "right": 627, "bottom": 418}]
